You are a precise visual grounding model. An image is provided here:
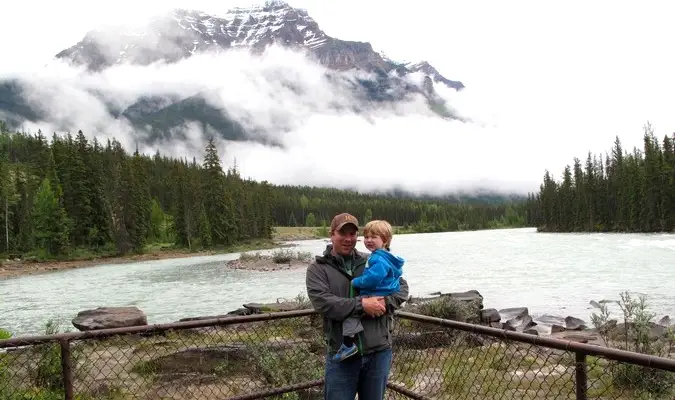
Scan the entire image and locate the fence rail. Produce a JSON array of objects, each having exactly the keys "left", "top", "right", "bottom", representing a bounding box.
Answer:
[{"left": 1, "top": 309, "right": 673, "bottom": 400}]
